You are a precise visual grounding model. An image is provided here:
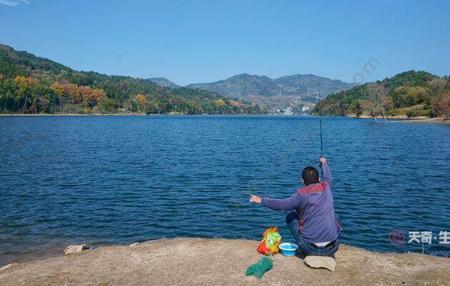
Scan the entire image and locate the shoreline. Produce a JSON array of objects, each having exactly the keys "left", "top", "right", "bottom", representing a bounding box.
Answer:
[
  {"left": 0, "top": 113, "right": 148, "bottom": 117},
  {"left": 1, "top": 238, "right": 450, "bottom": 285},
  {"left": 0, "top": 113, "right": 270, "bottom": 117},
  {"left": 388, "top": 117, "right": 450, "bottom": 125},
  {"left": 348, "top": 114, "right": 450, "bottom": 125},
  {"left": 2, "top": 113, "right": 449, "bottom": 125}
]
